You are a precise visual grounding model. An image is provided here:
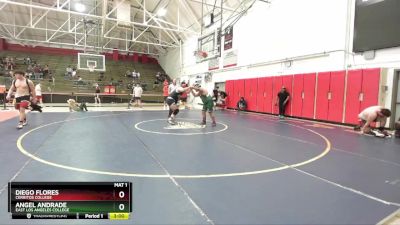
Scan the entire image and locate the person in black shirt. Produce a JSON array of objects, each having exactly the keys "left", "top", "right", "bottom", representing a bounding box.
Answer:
[
  {"left": 165, "top": 83, "right": 191, "bottom": 125},
  {"left": 276, "top": 86, "right": 290, "bottom": 119},
  {"left": 212, "top": 86, "right": 219, "bottom": 107},
  {"left": 237, "top": 97, "right": 247, "bottom": 111},
  {"left": 395, "top": 117, "right": 400, "bottom": 138}
]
